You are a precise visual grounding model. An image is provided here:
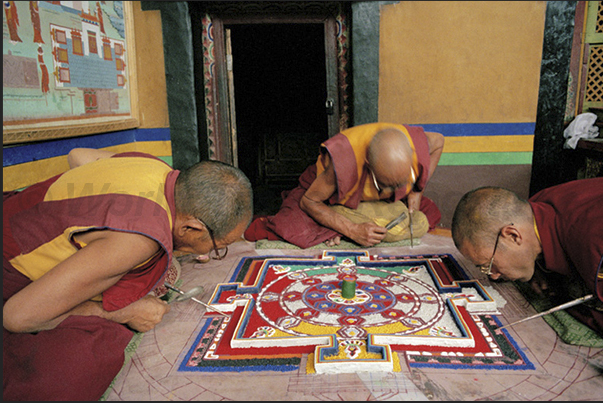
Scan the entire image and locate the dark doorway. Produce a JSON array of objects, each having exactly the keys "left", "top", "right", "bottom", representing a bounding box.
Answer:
[{"left": 227, "top": 23, "right": 329, "bottom": 216}]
